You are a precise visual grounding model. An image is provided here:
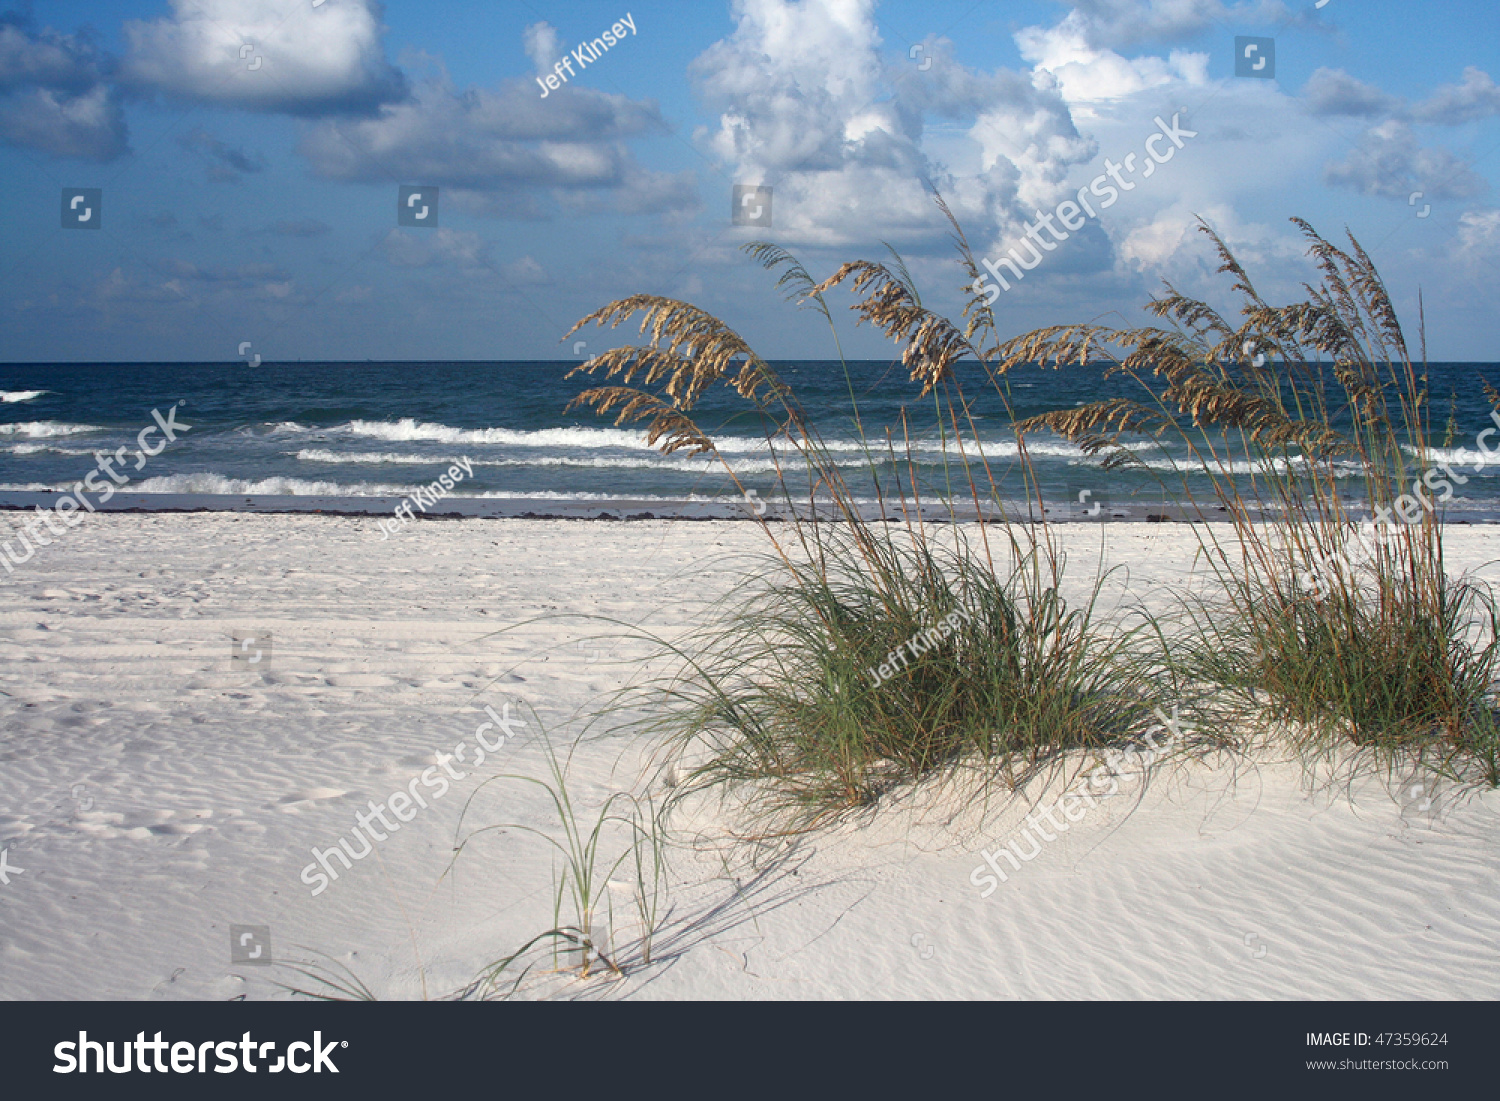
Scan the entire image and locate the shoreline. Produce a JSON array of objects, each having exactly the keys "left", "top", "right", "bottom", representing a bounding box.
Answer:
[{"left": 2, "top": 491, "right": 1498, "bottom": 524}]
